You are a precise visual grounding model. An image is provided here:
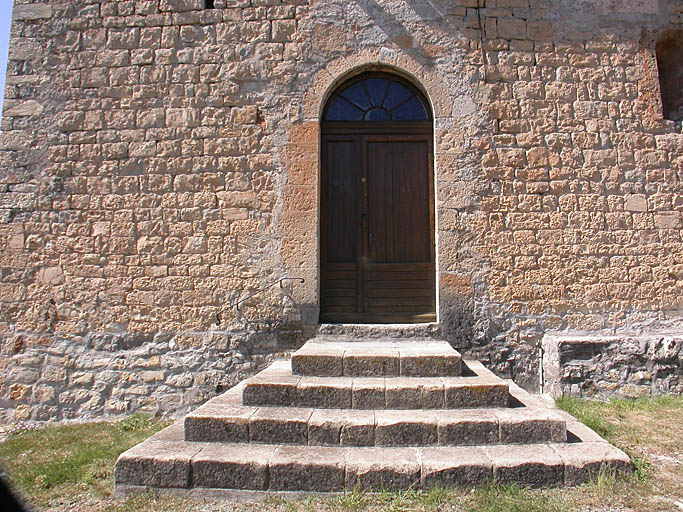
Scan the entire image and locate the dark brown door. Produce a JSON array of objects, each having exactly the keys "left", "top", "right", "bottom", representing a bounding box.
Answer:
[{"left": 321, "top": 129, "right": 435, "bottom": 323}]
